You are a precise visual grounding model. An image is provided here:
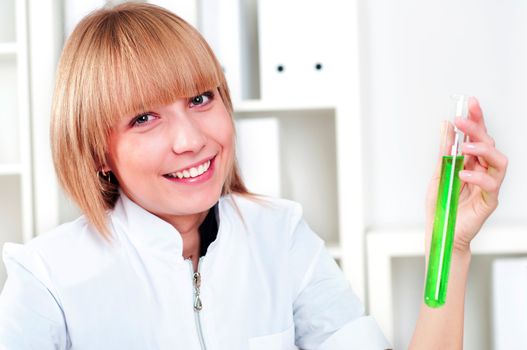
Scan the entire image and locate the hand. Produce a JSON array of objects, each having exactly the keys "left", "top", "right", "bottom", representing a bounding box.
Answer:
[{"left": 425, "top": 97, "right": 508, "bottom": 254}]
